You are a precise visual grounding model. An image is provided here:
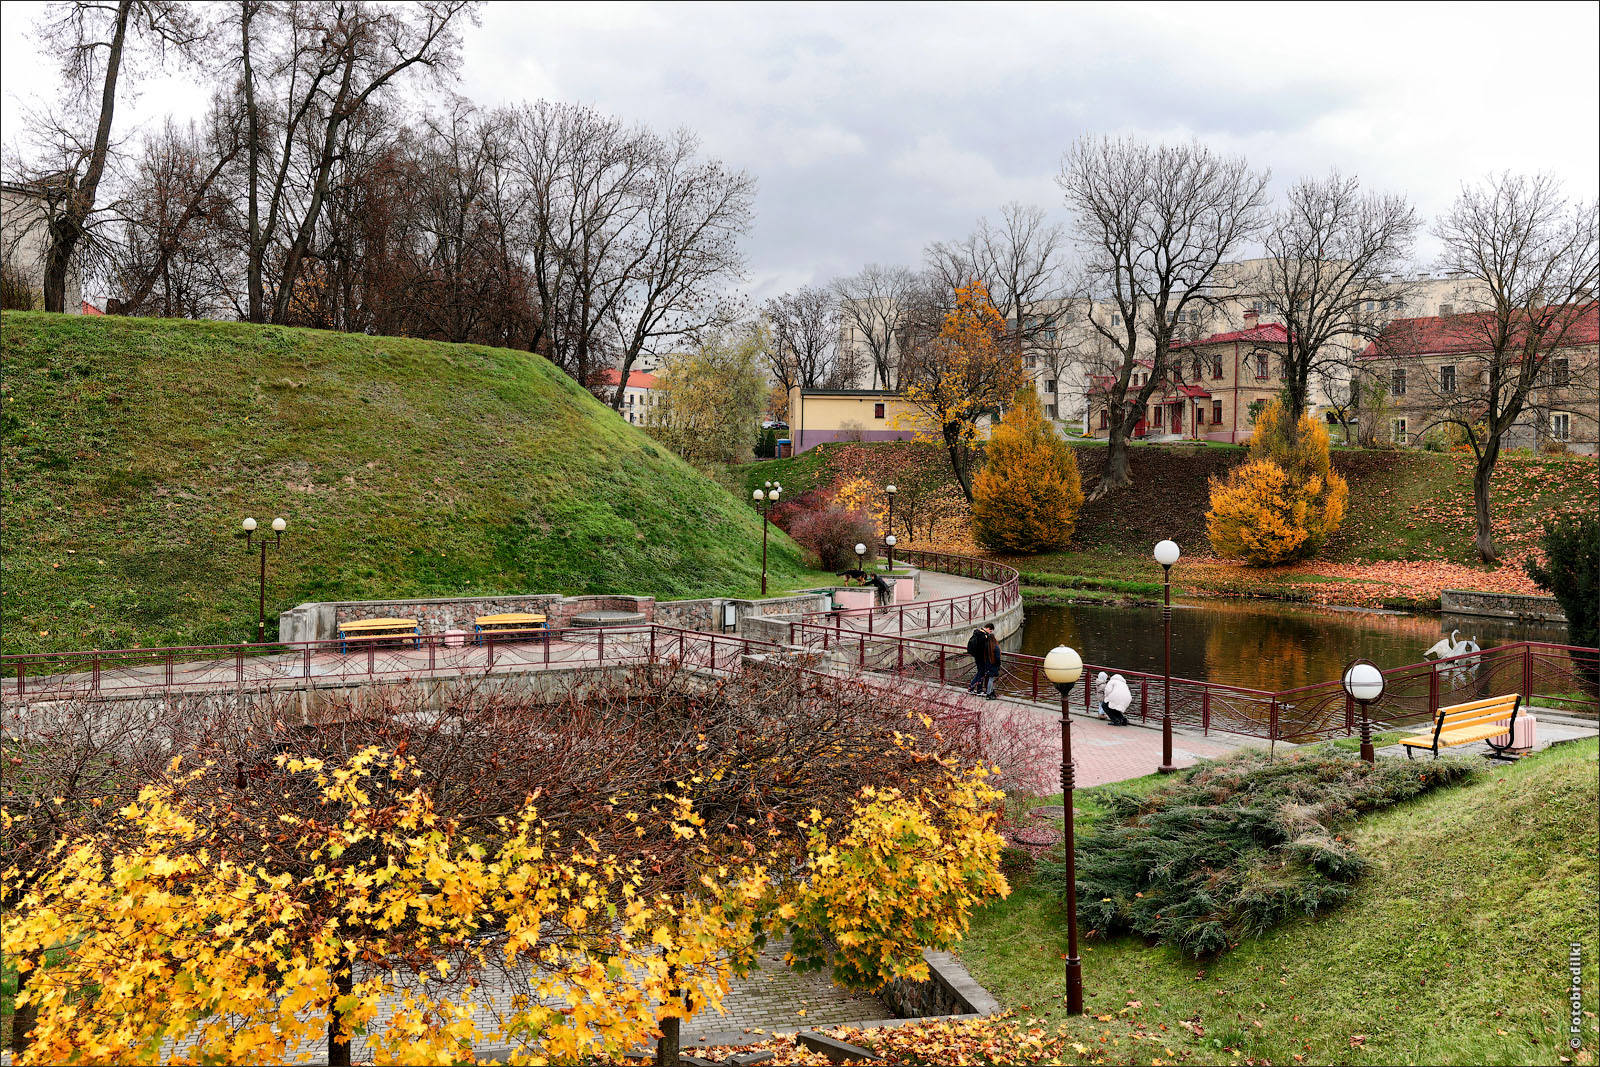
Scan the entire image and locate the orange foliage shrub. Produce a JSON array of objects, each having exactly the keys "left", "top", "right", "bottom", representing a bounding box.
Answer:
[
  {"left": 971, "top": 388, "right": 1084, "bottom": 553},
  {"left": 1206, "top": 399, "right": 1349, "bottom": 565}
]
